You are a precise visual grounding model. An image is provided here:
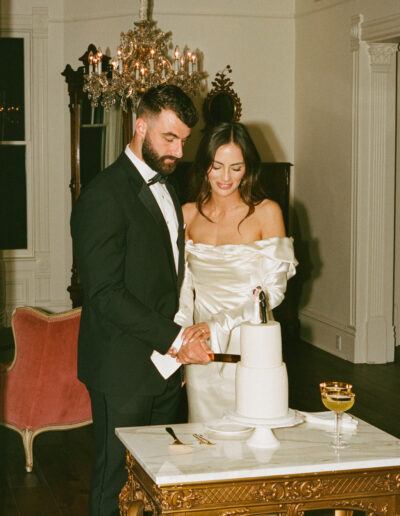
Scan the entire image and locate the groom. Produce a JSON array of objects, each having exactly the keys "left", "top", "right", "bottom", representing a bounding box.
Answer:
[{"left": 71, "top": 84, "right": 210, "bottom": 516}]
